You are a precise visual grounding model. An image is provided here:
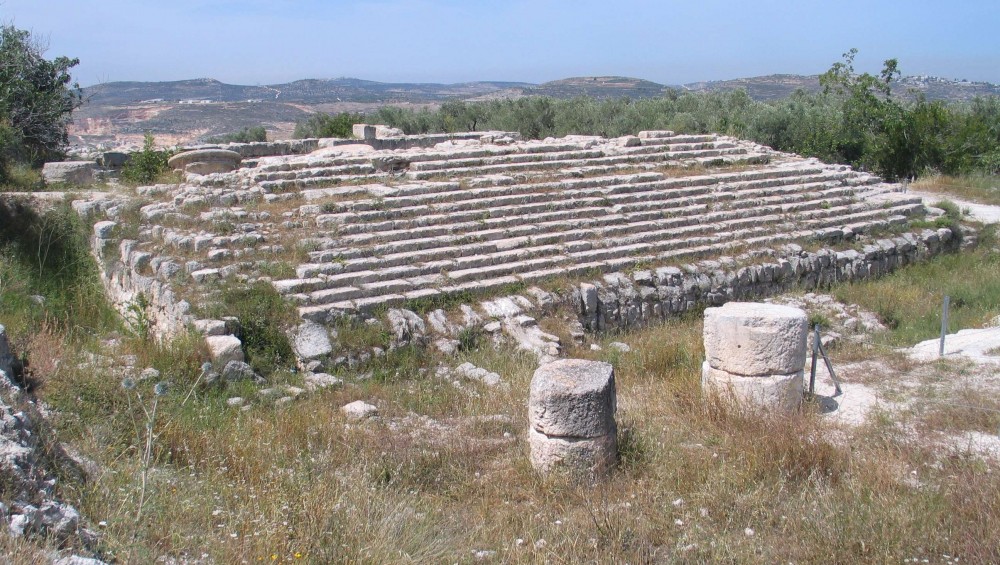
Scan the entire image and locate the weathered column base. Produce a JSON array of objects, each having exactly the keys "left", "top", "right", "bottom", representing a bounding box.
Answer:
[
  {"left": 701, "top": 361, "right": 802, "bottom": 413},
  {"left": 528, "top": 426, "right": 618, "bottom": 479}
]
